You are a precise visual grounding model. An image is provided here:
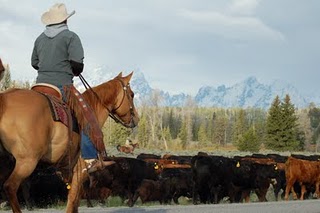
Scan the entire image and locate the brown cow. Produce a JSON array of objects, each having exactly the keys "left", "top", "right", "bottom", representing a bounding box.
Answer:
[{"left": 284, "top": 156, "right": 320, "bottom": 200}]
